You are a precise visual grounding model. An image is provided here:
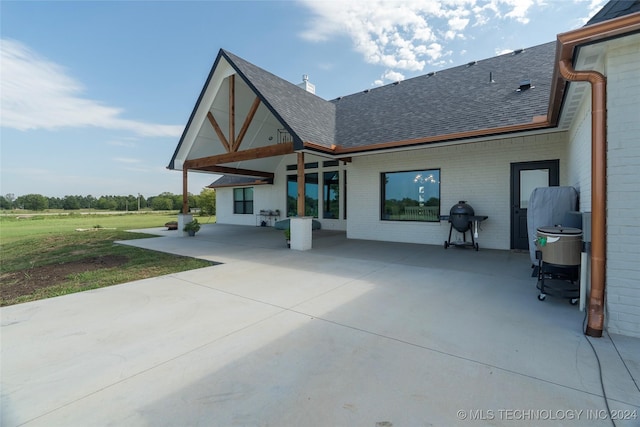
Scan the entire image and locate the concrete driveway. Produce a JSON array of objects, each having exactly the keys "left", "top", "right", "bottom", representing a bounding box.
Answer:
[{"left": 2, "top": 224, "right": 639, "bottom": 426}]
